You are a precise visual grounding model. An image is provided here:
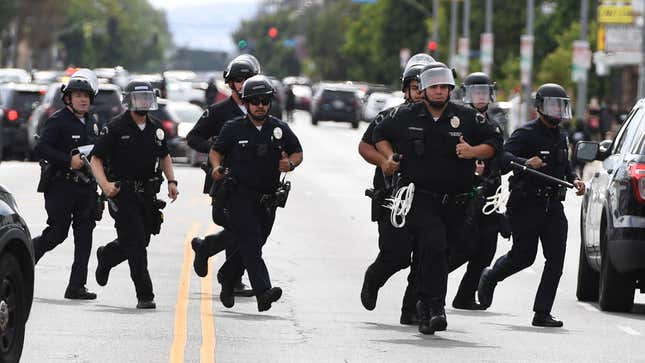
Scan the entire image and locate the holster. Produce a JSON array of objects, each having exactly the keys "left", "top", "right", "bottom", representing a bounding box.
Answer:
[
  {"left": 144, "top": 197, "right": 166, "bottom": 235},
  {"left": 211, "top": 175, "right": 236, "bottom": 211},
  {"left": 94, "top": 193, "right": 105, "bottom": 221},
  {"left": 37, "top": 160, "right": 53, "bottom": 193},
  {"left": 365, "top": 188, "right": 386, "bottom": 222}
]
